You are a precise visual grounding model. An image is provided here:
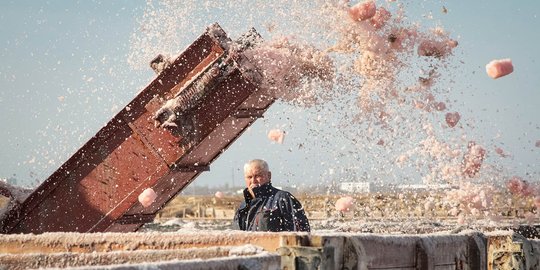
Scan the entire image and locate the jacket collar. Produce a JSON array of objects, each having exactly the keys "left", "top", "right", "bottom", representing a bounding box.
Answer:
[{"left": 243, "top": 182, "right": 274, "bottom": 202}]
